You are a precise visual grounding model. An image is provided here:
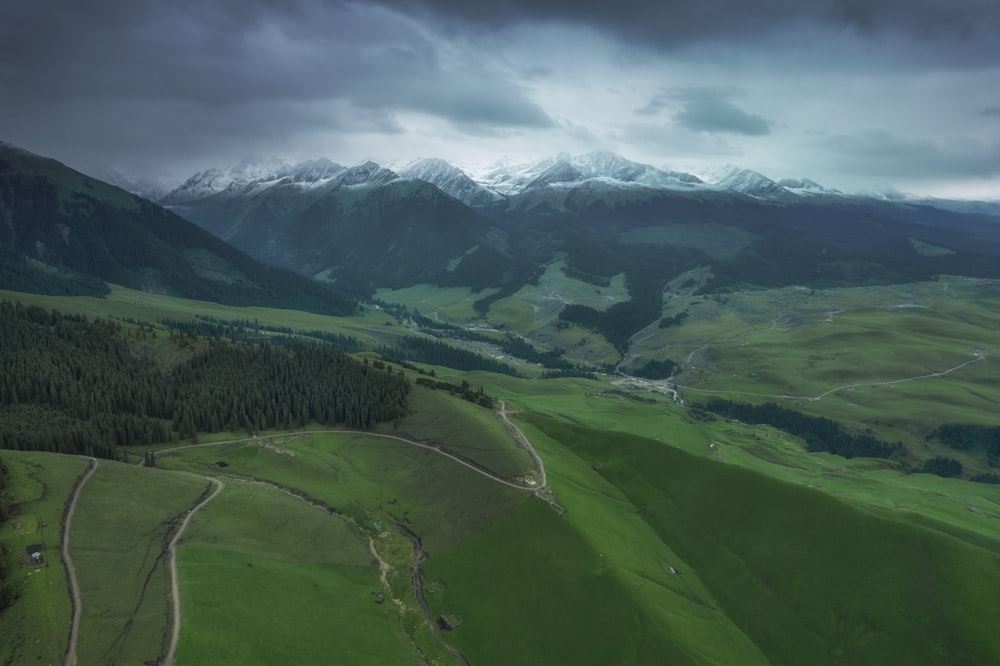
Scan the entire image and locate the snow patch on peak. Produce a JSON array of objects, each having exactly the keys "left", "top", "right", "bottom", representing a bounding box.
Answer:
[
  {"left": 777, "top": 177, "right": 841, "bottom": 196},
  {"left": 337, "top": 161, "right": 396, "bottom": 188},
  {"left": 398, "top": 158, "right": 504, "bottom": 206},
  {"left": 706, "top": 165, "right": 789, "bottom": 199}
]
